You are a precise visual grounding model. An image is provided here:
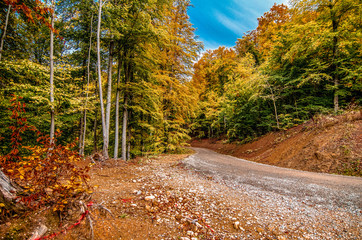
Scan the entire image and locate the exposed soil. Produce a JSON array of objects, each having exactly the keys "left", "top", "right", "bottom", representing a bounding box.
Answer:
[
  {"left": 1, "top": 151, "right": 361, "bottom": 239},
  {"left": 191, "top": 111, "right": 362, "bottom": 176}
]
